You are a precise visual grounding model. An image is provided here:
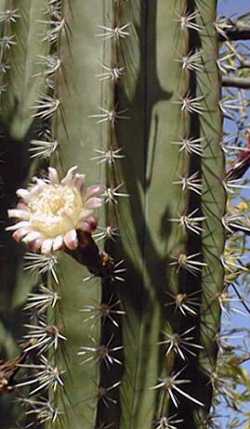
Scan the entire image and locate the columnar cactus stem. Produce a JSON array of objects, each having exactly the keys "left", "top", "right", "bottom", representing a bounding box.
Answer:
[
  {"left": 106, "top": 1, "right": 225, "bottom": 428},
  {"left": 49, "top": 2, "right": 110, "bottom": 428},
  {"left": 1, "top": 1, "right": 49, "bottom": 138},
  {"left": 2, "top": 1, "right": 230, "bottom": 428}
]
